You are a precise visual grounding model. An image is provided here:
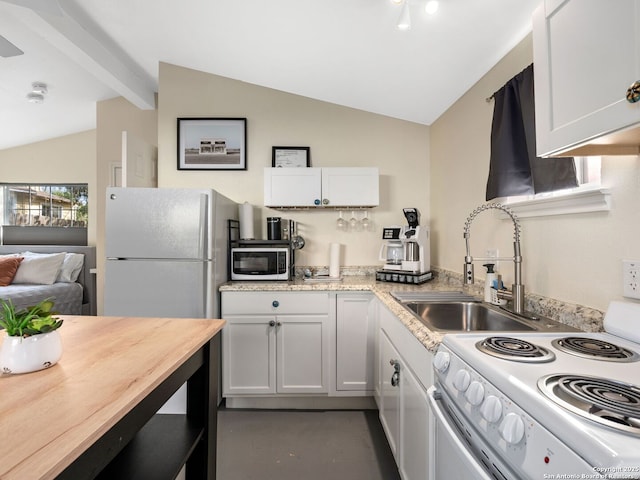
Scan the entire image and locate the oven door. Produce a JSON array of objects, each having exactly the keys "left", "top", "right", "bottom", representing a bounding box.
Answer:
[{"left": 427, "top": 386, "right": 493, "bottom": 480}]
